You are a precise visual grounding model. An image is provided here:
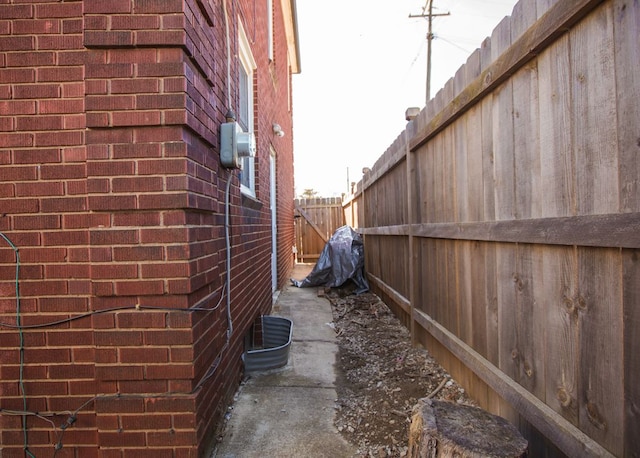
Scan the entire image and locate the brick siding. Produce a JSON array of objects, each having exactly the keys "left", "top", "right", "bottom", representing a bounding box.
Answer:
[{"left": 0, "top": 0, "right": 296, "bottom": 456}]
